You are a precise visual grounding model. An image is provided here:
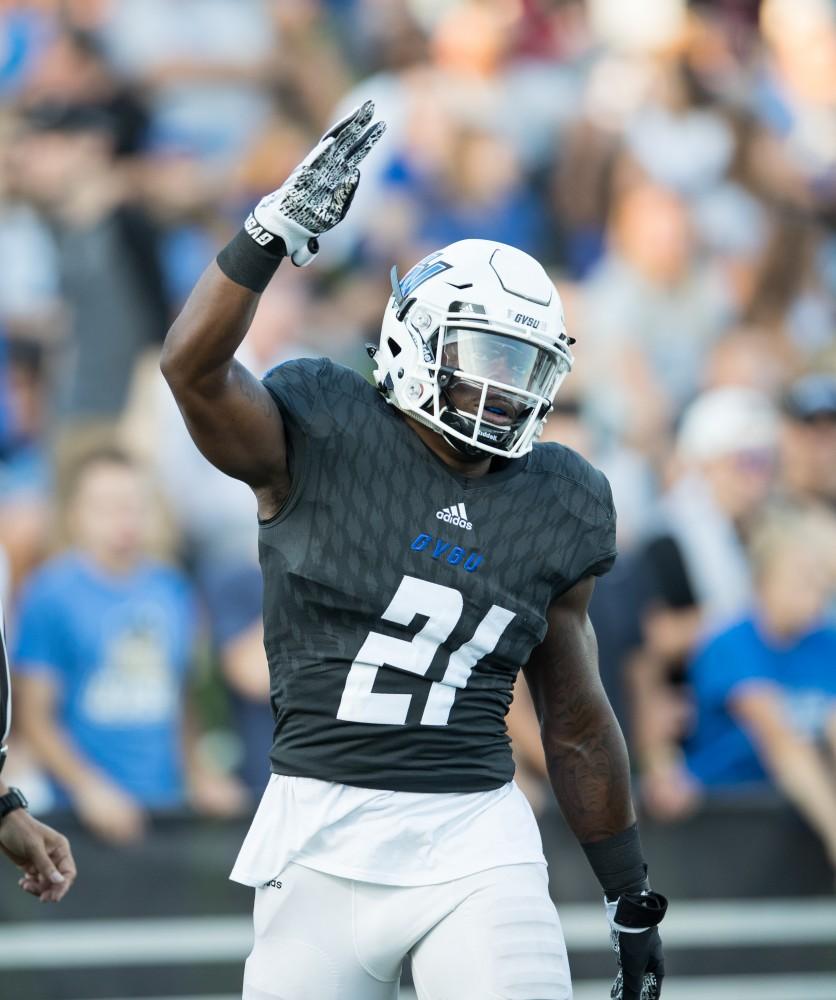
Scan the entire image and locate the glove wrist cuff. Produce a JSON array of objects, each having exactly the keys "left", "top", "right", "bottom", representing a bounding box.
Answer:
[
  {"left": 606, "top": 890, "right": 669, "bottom": 933},
  {"left": 606, "top": 898, "right": 646, "bottom": 934},
  {"left": 252, "top": 209, "right": 319, "bottom": 266}
]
